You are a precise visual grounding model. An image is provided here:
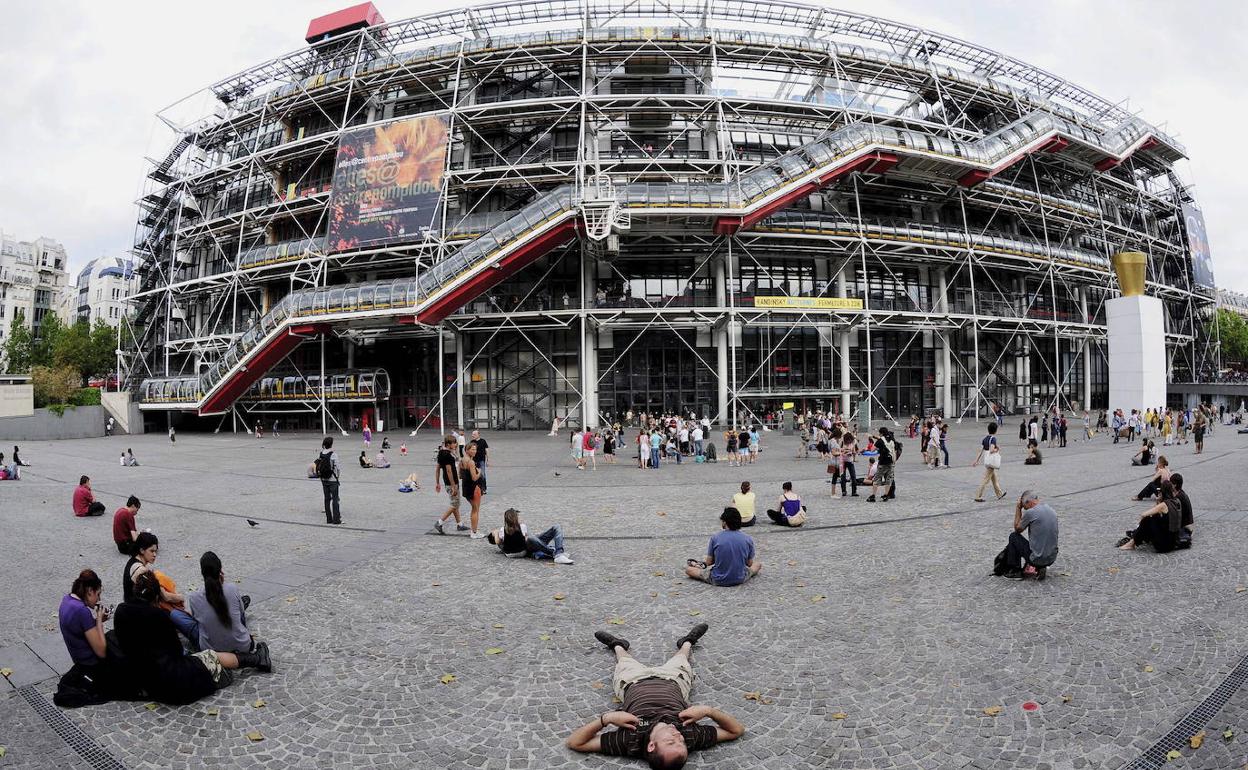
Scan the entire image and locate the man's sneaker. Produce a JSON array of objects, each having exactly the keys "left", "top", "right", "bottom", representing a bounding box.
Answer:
[
  {"left": 1035, "top": 566, "right": 1047, "bottom": 582},
  {"left": 996, "top": 491, "right": 1008, "bottom": 500},
  {"left": 554, "top": 552, "right": 574, "bottom": 565},
  {"left": 1003, "top": 569, "right": 1024, "bottom": 580},
  {"left": 456, "top": 523, "right": 471, "bottom": 532},
  {"left": 594, "top": 631, "right": 630, "bottom": 651},
  {"left": 866, "top": 495, "right": 876, "bottom": 502},
  {"left": 434, "top": 519, "right": 445, "bottom": 535},
  {"left": 676, "top": 623, "right": 710, "bottom": 649},
  {"left": 470, "top": 530, "right": 487, "bottom": 539}
]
